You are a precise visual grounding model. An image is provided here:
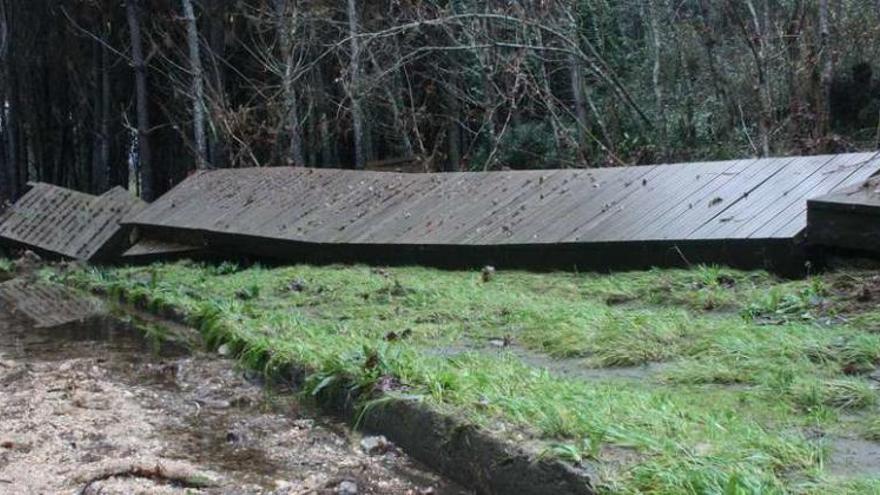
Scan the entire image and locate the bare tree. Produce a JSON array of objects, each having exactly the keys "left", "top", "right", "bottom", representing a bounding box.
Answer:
[
  {"left": 347, "top": 0, "right": 366, "bottom": 169},
  {"left": 126, "top": 0, "right": 153, "bottom": 199},
  {"left": 272, "top": 0, "right": 305, "bottom": 167},
  {"left": 818, "top": 0, "right": 833, "bottom": 136},
  {"left": 181, "top": 0, "right": 208, "bottom": 169}
]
